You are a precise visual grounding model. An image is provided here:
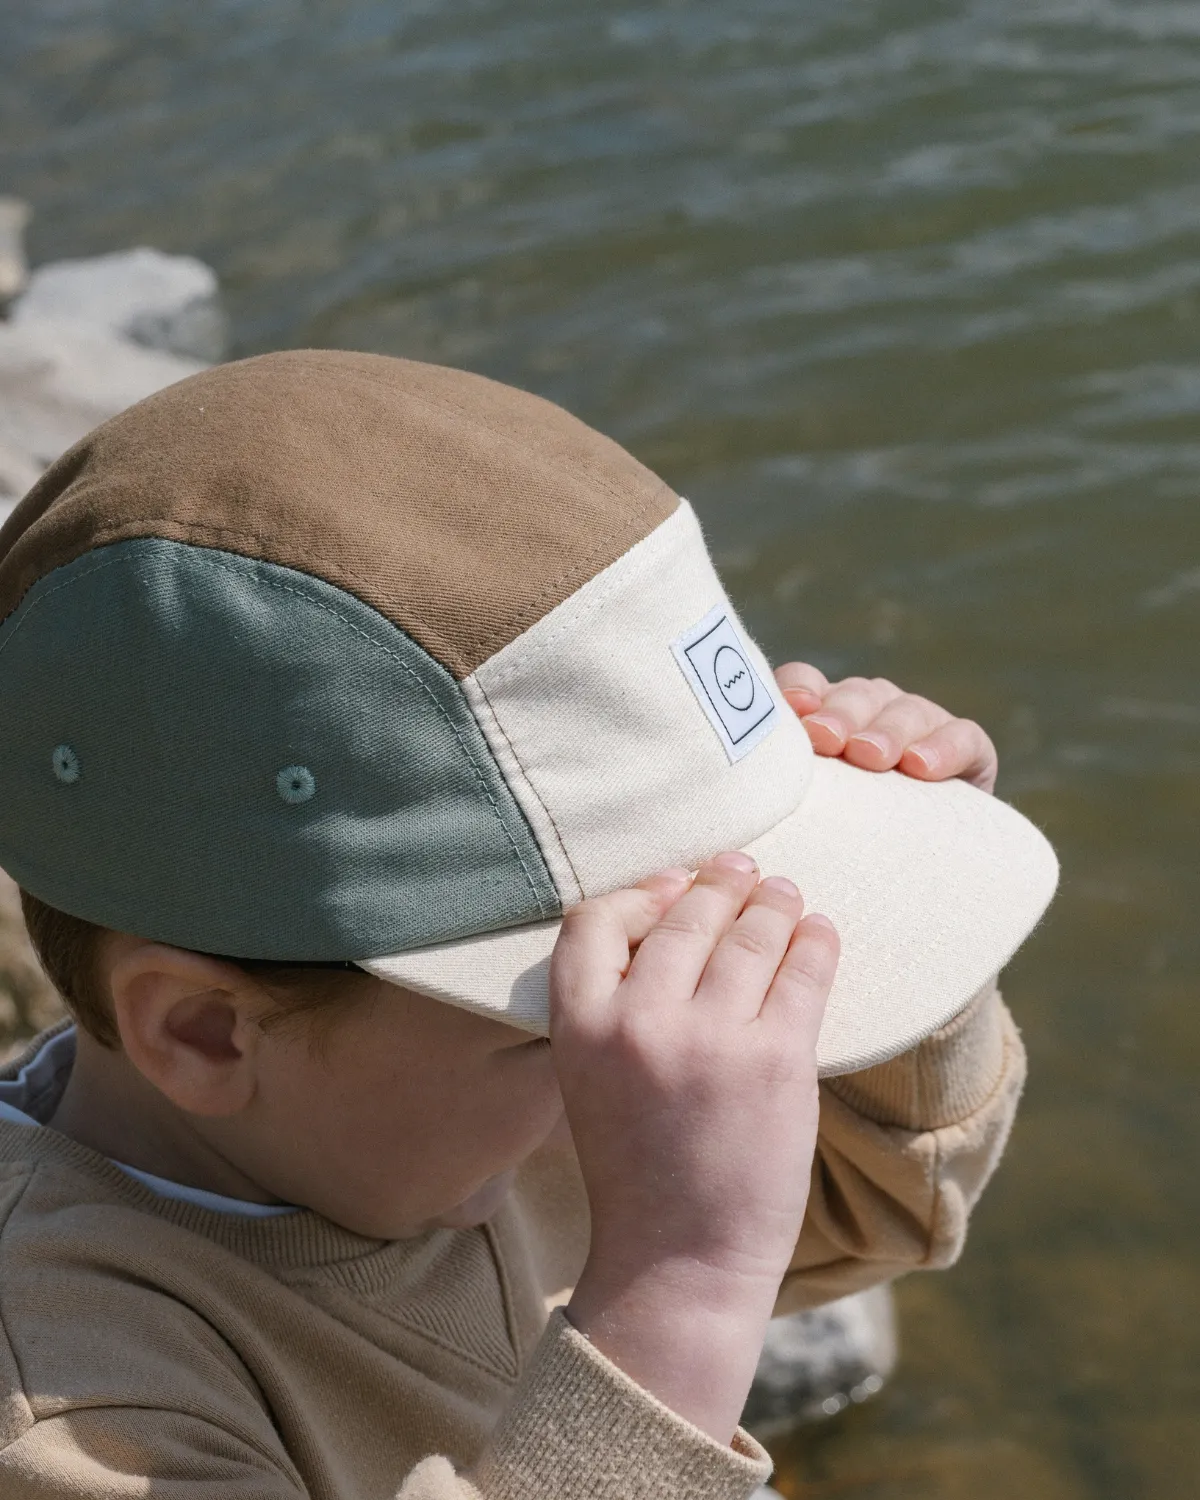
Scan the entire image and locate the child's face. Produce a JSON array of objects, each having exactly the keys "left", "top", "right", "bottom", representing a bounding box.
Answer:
[
  {"left": 87, "top": 934, "right": 569, "bottom": 1239},
  {"left": 236, "top": 980, "right": 566, "bottom": 1236}
]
